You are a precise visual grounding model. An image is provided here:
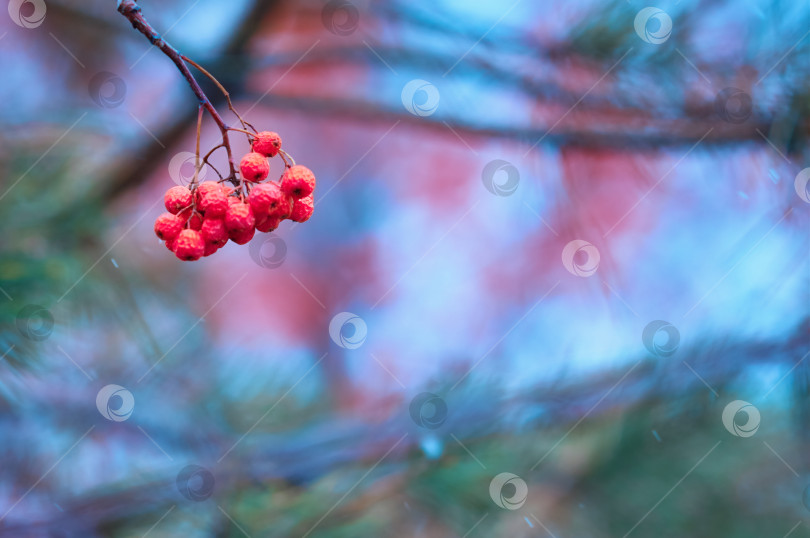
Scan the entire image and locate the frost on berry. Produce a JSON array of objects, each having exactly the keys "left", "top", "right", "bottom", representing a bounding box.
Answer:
[
  {"left": 281, "top": 165, "right": 316, "bottom": 199},
  {"left": 289, "top": 194, "right": 314, "bottom": 223},
  {"left": 224, "top": 200, "right": 255, "bottom": 233},
  {"left": 173, "top": 229, "right": 205, "bottom": 261},
  {"left": 197, "top": 182, "right": 227, "bottom": 218},
  {"left": 164, "top": 186, "right": 192, "bottom": 214},
  {"left": 123, "top": 6, "right": 320, "bottom": 262},
  {"left": 255, "top": 215, "right": 282, "bottom": 233},
  {"left": 252, "top": 131, "right": 282, "bottom": 157},
  {"left": 239, "top": 152, "right": 270, "bottom": 183},
  {"left": 201, "top": 218, "right": 228, "bottom": 247},
  {"left": 229, "top": 226, "right": 256, "bottom": 245},
  {"left": 154, "top": 212, "right": 184, "bottom": 241}
]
